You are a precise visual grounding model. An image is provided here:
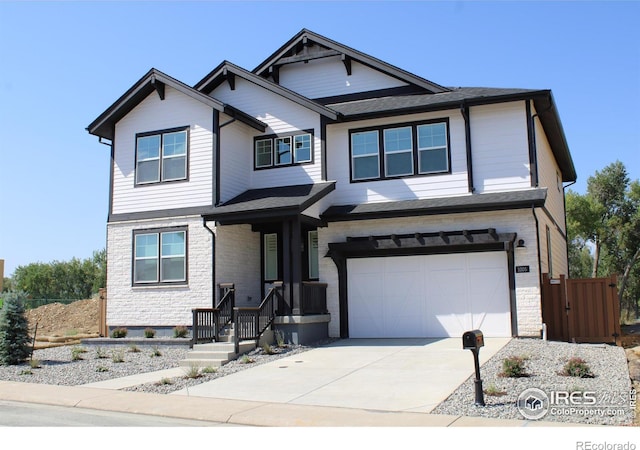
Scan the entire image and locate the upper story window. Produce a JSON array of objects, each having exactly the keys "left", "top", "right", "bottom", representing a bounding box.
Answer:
[
  {"left": 350, "top": 119, "right": 450, "bottom": 182},
  {"left": 135, "top": 127, "right": 188, "bottom": 185},
  {"left": 254, "top": 131, "right": 313, "bottom": 170},
  {"left": 133, "top": 227, "right": 187, "bottom": 285}
]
